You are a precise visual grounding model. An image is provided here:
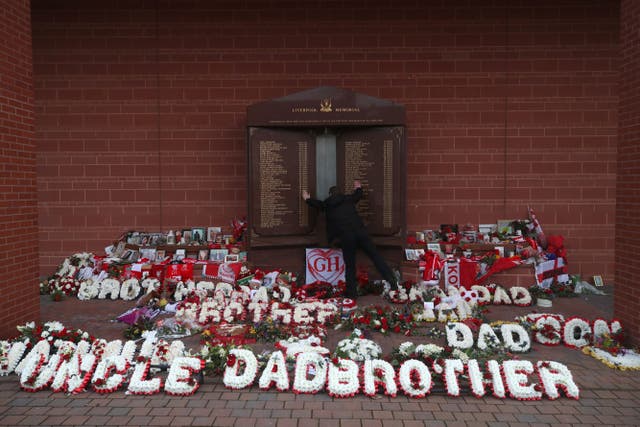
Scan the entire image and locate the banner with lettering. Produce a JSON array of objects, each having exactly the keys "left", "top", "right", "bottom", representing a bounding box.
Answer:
[
  {"left": 444, "top": 258, "right": 461, "bottom": 291},
  {"left": 305, "top": 248, "right": 345, "bottom": 285}
]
